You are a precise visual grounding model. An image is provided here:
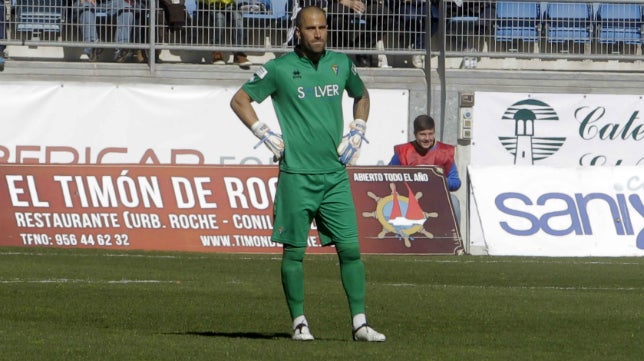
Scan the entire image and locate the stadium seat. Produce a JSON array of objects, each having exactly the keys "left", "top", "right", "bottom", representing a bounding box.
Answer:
[
  {"left": 494, "top": 1, "right": 541, "bottom": 44},
  {"left": 596, "top": 3, "right": 642, "bottom": 45},
  {"left": 446, "top": 1, "right": 491, "bottom": 52},
  {"left": 236, "top": 0, "right": 290, "bottom": 48},
  {"left": 544, "top": 2, "right": 593, "bottom": 44},
  {"left": 238, "top": 0, "right": 289, "bottom": 22},
  {"left": 14, "top": 0, "right": 64, "bottom": 36}
]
